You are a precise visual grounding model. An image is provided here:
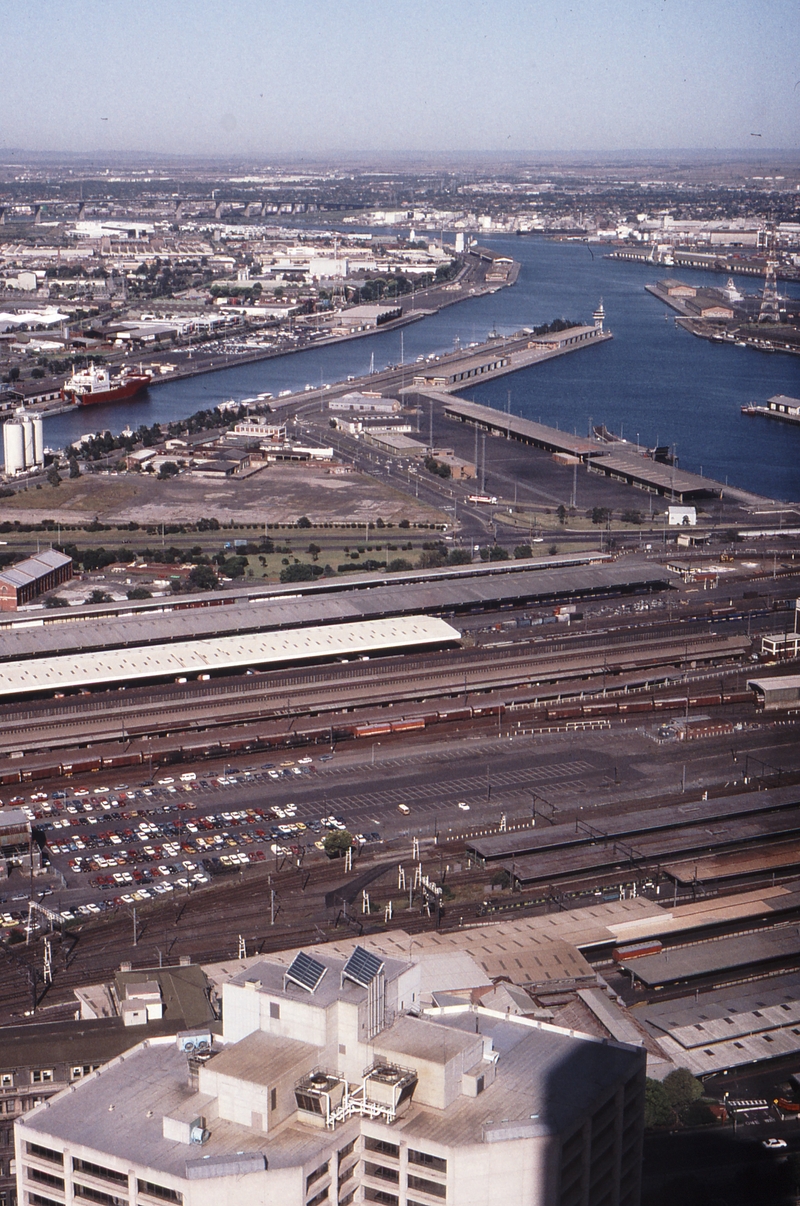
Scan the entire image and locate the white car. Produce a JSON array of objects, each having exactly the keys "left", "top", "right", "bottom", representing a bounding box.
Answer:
[
  {"left": 398, "top": 804, "right": 411, "bottom": 815},
  {"left": 179, "top": 773, "right": 197, "bottom": 782},
  {"left": 762, "top": 1138, "right": 787, "bottom": 1150},
  {"left": 458, "top": 801, "right": 470, "bottom": 811},
  {"left": 157, "top": 778, "right": 174, "bottom": 786}
]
